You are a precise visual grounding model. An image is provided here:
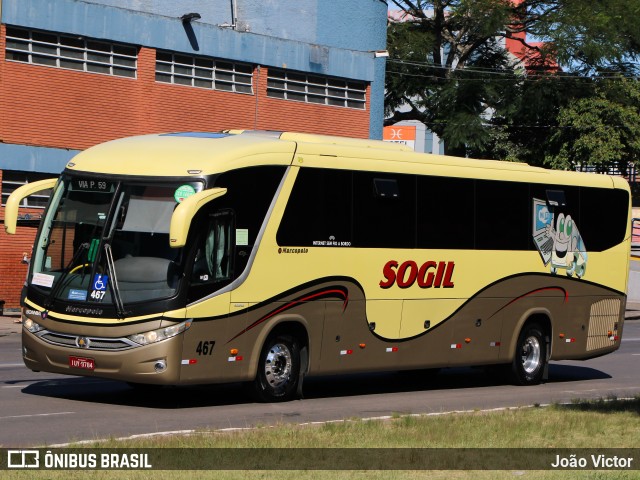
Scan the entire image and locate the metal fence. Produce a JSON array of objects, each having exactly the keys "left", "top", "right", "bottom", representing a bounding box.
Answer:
[
  {"left": 632, "top": 218, "right": 640, "bottom": 247},
  {"left": 575, "top": 163, "right": 637, "bottom": 184}
]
